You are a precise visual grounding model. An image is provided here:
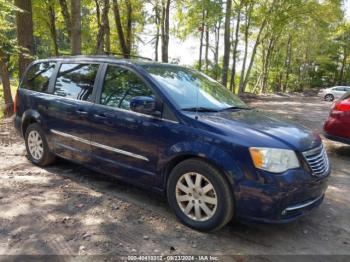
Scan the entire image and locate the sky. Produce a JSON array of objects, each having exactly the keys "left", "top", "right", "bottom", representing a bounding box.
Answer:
[{"left": 139, "top": 0, "right": 350, "bottom": 66}]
